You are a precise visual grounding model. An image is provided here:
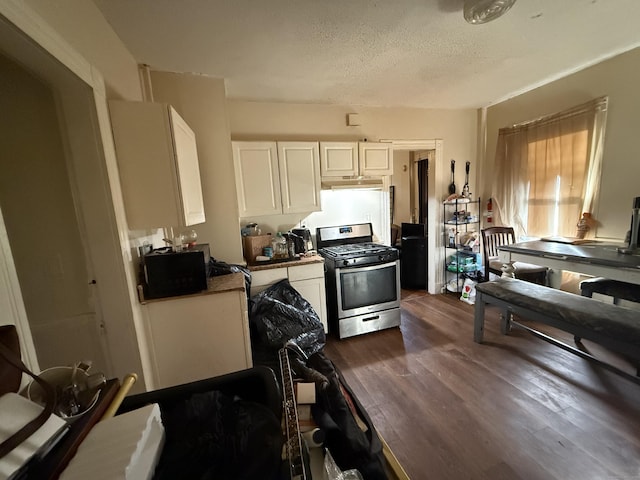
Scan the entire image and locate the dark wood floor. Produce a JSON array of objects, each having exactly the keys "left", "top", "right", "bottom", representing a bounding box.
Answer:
[{"left": 323, "top": 290, "right": 640, "bottom": 480}]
